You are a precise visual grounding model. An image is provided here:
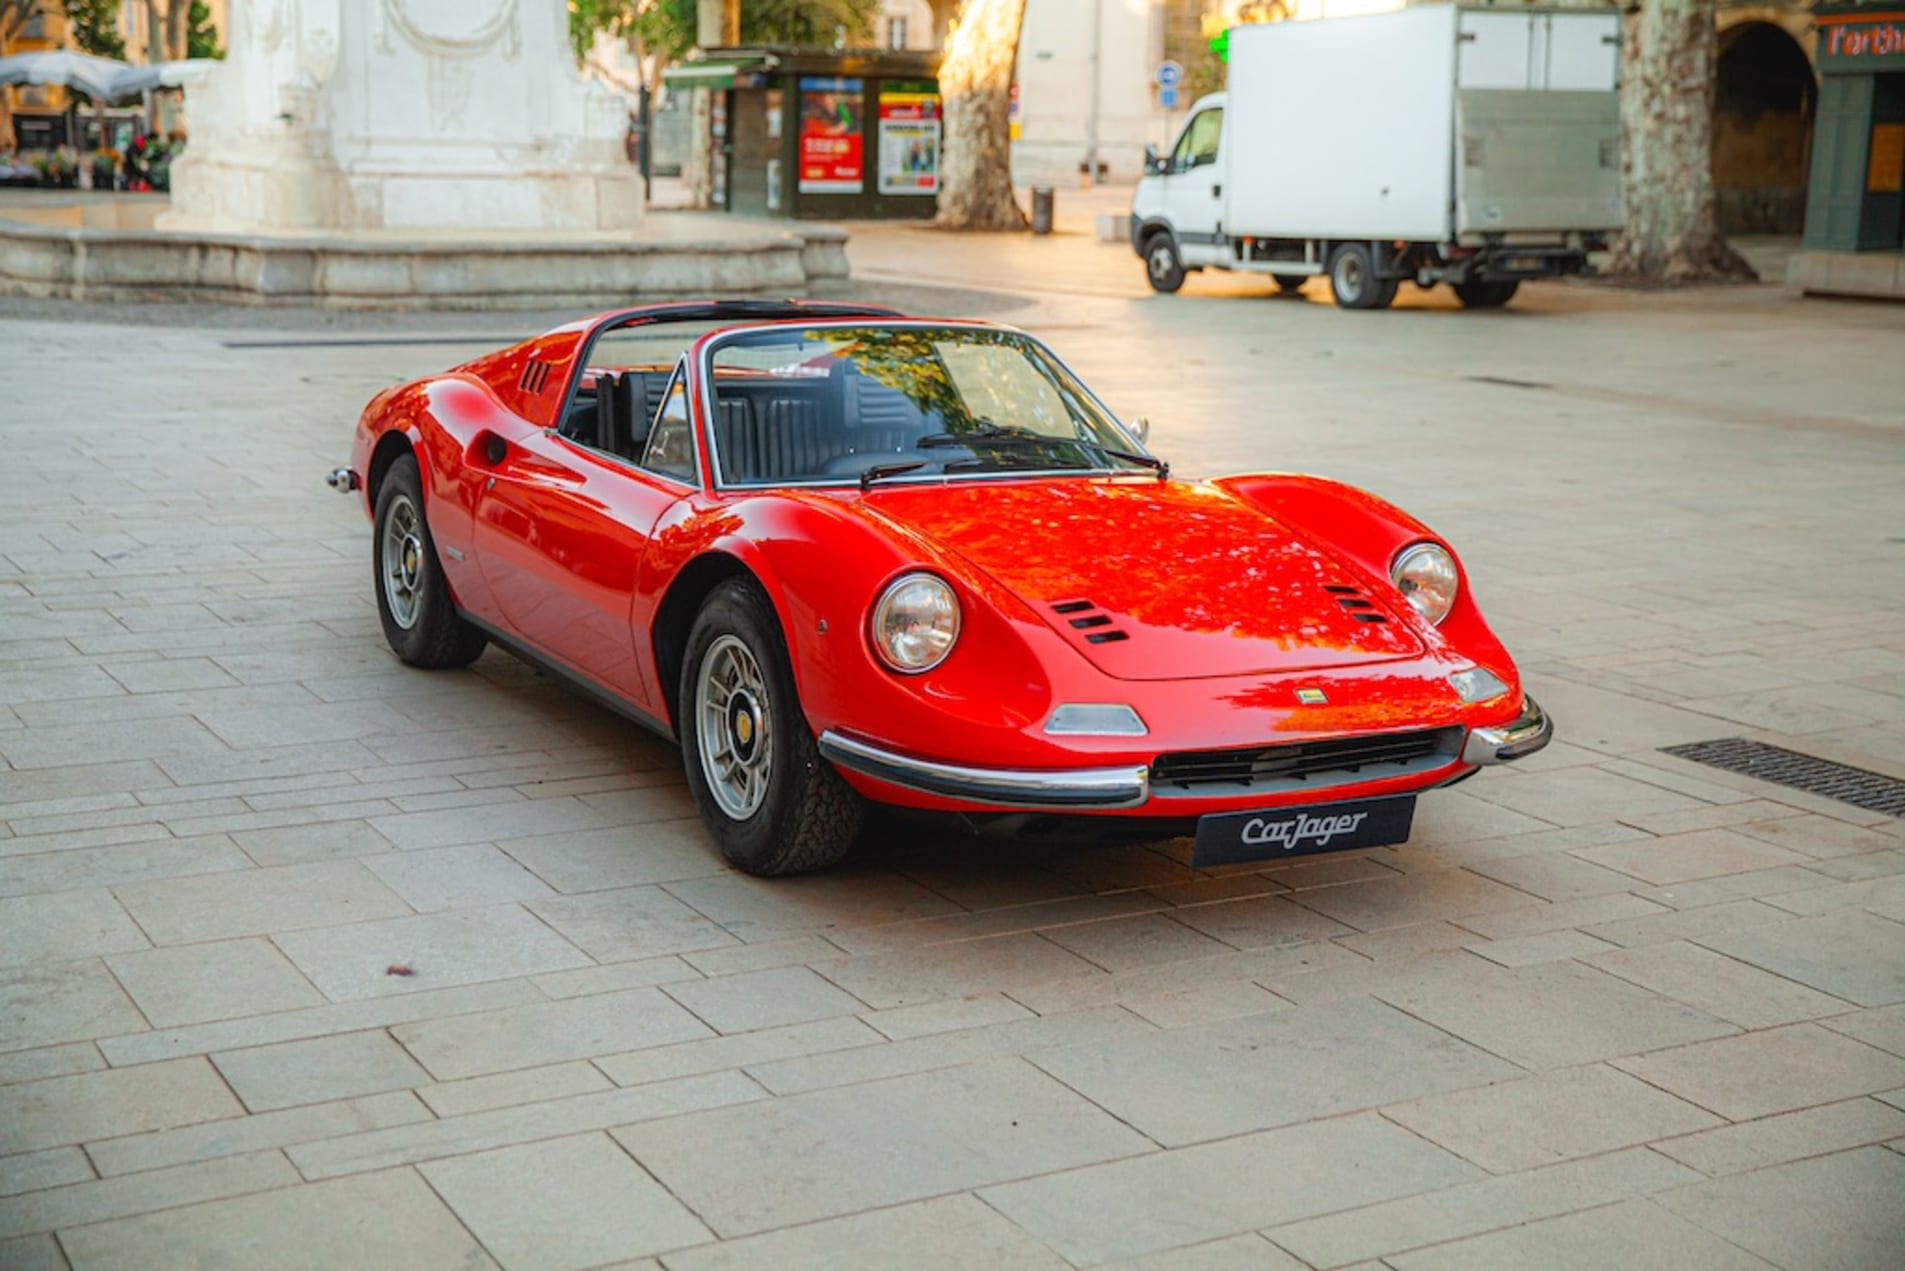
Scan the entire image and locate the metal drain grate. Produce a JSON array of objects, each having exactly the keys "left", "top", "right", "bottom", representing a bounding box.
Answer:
[{"left": 1662, "top": 739, "right": 1905, "bottom": 818}]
